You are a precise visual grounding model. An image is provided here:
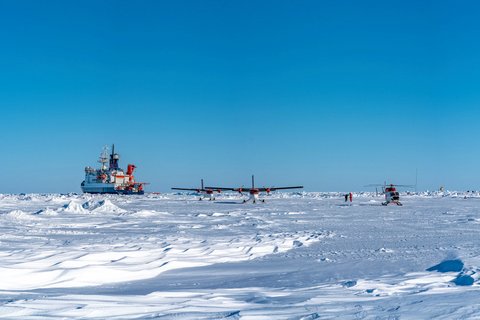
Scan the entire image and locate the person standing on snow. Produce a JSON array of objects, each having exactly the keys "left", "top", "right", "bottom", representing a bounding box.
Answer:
[
  {"left": 344, "top": 194, "right": 348, "bottom": 202},
  {"left": 349, "top": 192, "right": 353, "bottom": 202}
]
